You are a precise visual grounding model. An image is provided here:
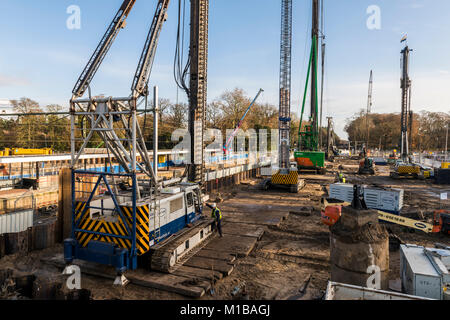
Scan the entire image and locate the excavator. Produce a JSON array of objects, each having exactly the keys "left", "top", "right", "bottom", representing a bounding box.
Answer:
[
  {"left": 358, "top": 147, "right": 375, "bottom": 175},
  {"left": 63, "top": 0, "right": 215, "bottom": 284}
]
